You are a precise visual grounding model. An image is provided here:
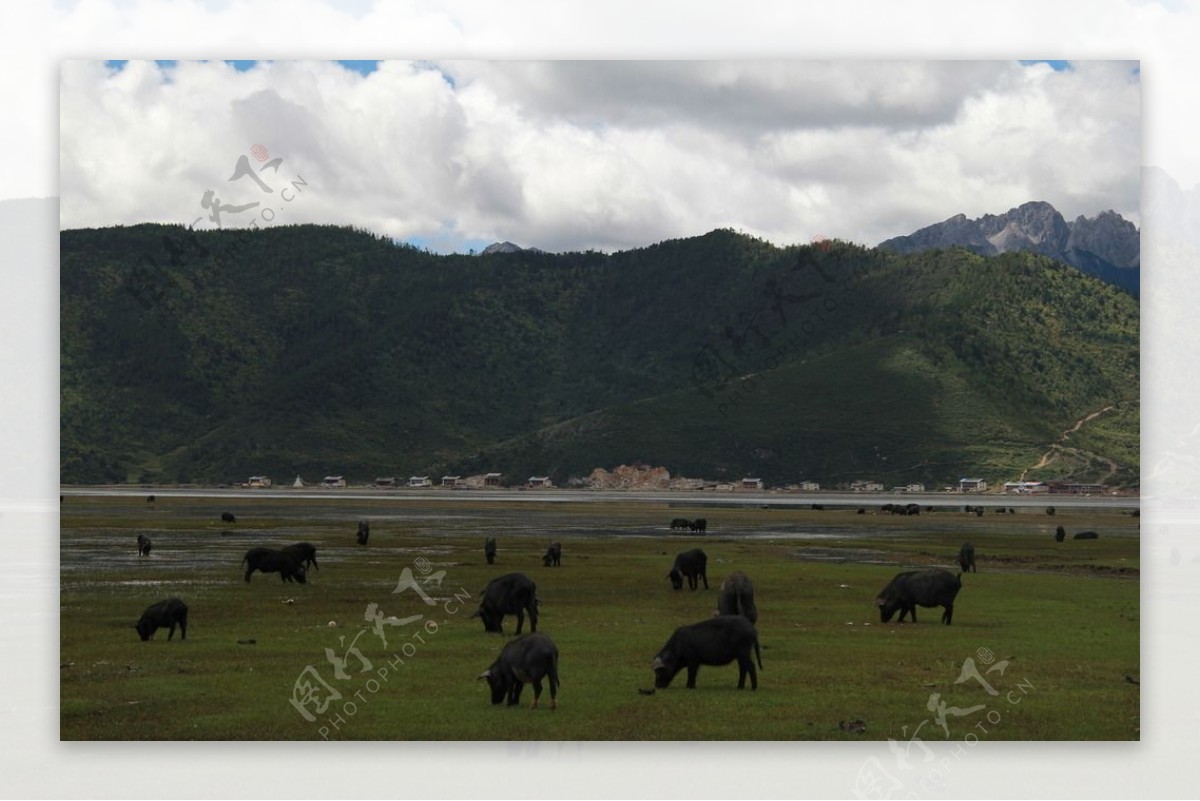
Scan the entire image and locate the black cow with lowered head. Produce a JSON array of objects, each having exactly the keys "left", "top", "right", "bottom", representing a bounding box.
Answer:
[
  {"left": 135, "top": 598, "right": 188, "bottom": 641},
  {"left": 670, "top": 518, "right": 691, "bottom": 530},
  {"left": 221, "top": 512, "right": 237, "bottom": 524},
  {"left": 668, "top": 548, "right": 709, "bottom": 590},
  {"left": 875, "top": 568, "right": 962, "bottom": 625},
  {"left": 485, "top": 537, "right": 497, "bottom": 565},
  {"left": 959, "top": 542, "right": 976, "bottom": 573},
  {"left": 283, "top": 542, "right": 319, "bottom": 572},
  {"left": 716, "top": 570, "right": 758, "bottom": 624},
  {"left": 689, "top": 518, "right": 708, "bottom": 532},
  {"left": 472, "top": 572, "right": 539, "bottom": 634},
  {"left": 356, "top": 520, "right": 370, "bottom": 546},
  {"left": 542, "top": 542, "right": 562, "bottom": 567},
  {"left": 136, "top": 533, "right": 152, "bottom": 557},
  {"left": 1074, "top": 530, "right": 1099, "bottom": 540},
  {"left": 242, "top": 547, "right": 307, "bottom": 584},
  {"left": 477, "top": 632, "right": 560, "bottom": 709},
  {"left": 651, "top": 615, "right": 762, "bottom": 690}
]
